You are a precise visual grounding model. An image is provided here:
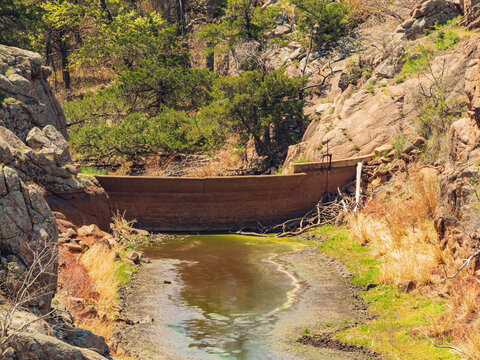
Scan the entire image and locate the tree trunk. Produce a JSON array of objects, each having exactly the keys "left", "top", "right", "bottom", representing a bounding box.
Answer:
[
  {"left": 205, "top": 2, "right": 215, "bottom": 71},
  {"left": 206, "top": 47, "right": 214, "bottom": 71},
  {"left": 178, "top": 0, "right": 186, "bottom": 34},
  {"left": 59, "top": 38, "right": 71, "bottom": 91},
  {"left": 100, "top": 0, "right": 113, "bottom": 23}
]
